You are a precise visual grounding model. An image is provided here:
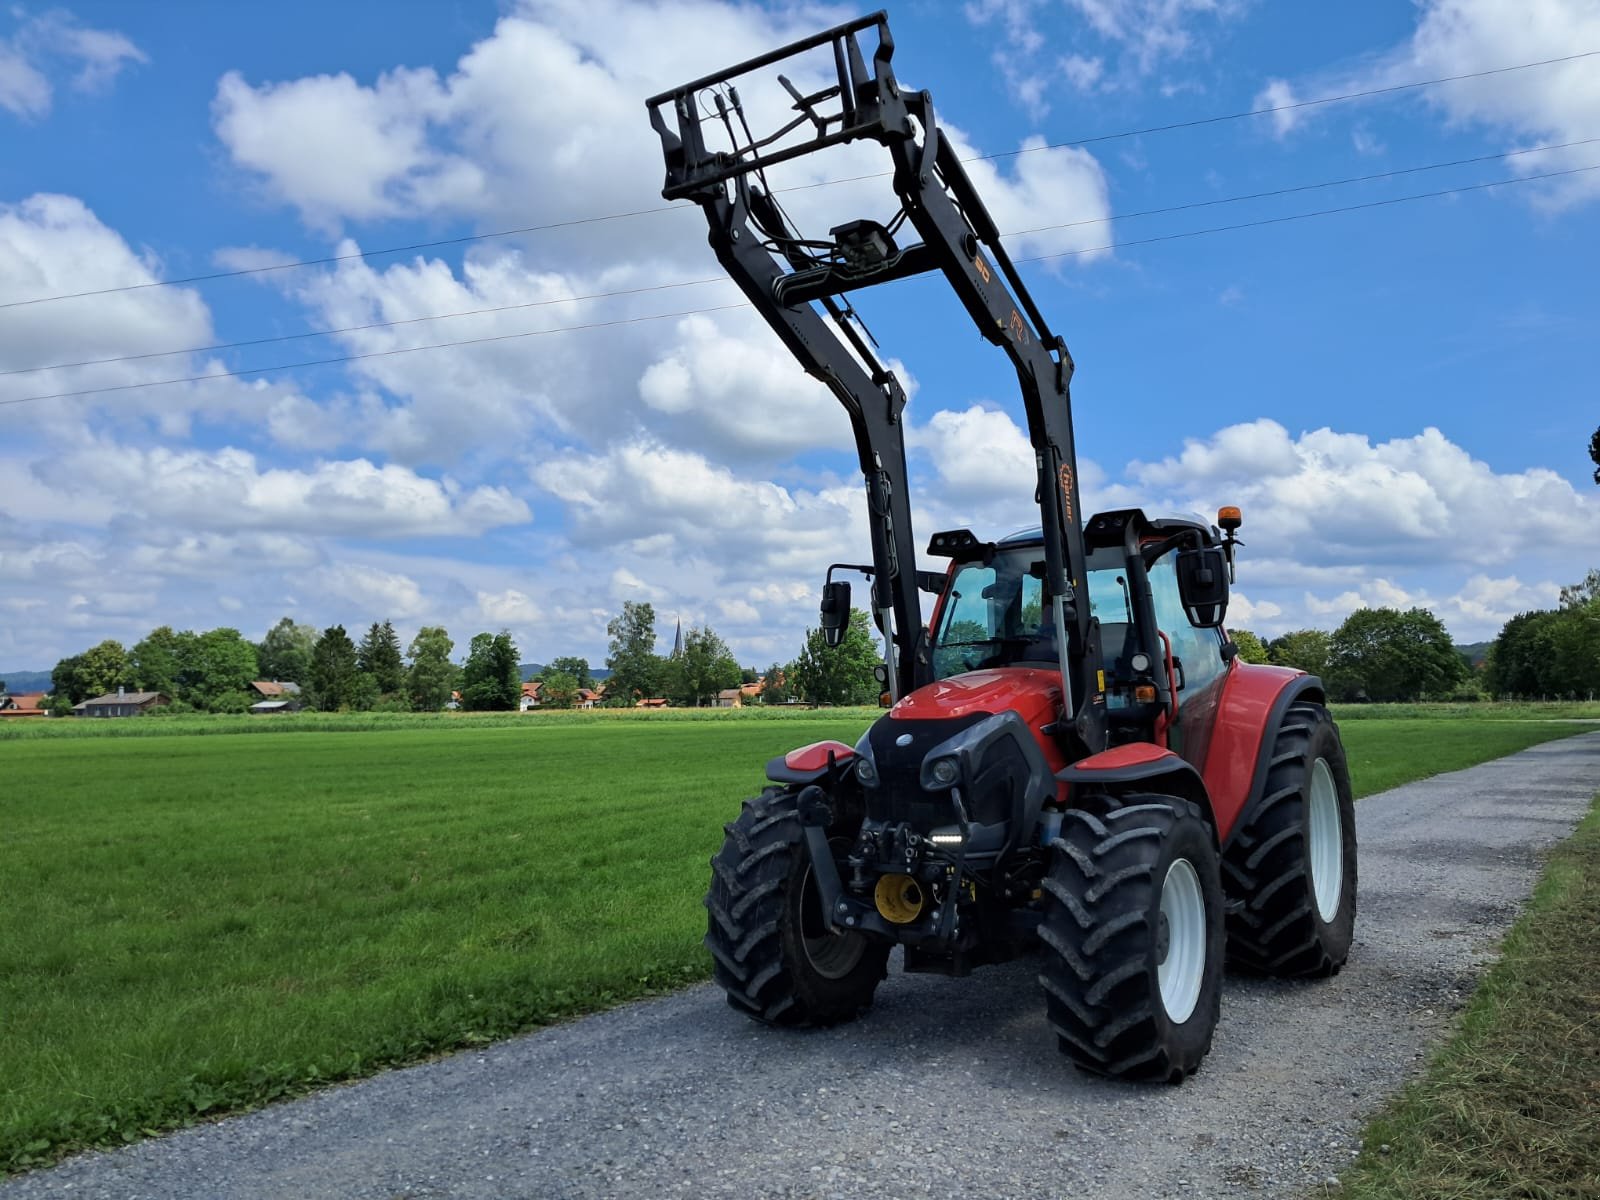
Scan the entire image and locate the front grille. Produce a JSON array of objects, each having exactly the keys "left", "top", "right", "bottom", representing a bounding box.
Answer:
[{"left": 866, "top": 714, "right": 984, "bottom": 828}]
